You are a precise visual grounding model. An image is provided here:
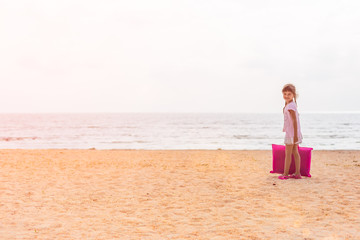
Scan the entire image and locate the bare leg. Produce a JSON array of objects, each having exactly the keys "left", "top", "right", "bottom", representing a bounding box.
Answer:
[
  {"left": 283, "top": 144, "right": 293, "bottom": 176},
  {"left": 293, "top": 144, "right": 301, "bottom": 176}
]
